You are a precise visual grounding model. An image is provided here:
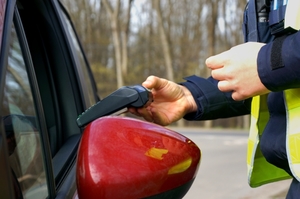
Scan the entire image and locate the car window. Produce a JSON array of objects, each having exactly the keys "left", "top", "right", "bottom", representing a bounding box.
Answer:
[
  {"left": 3, "top": 23, "right": 48, "bottom": 199},
  {"left": 61, "top": 9, "right": 97, "bottom": 107}
]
